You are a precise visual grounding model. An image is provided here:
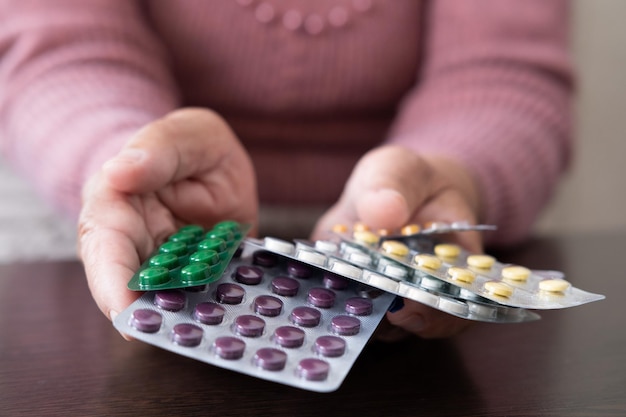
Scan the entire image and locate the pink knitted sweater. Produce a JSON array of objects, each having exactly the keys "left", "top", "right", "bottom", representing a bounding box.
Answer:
[{"left": 0, "top": 0, "right": 573, "bottom": 245}]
